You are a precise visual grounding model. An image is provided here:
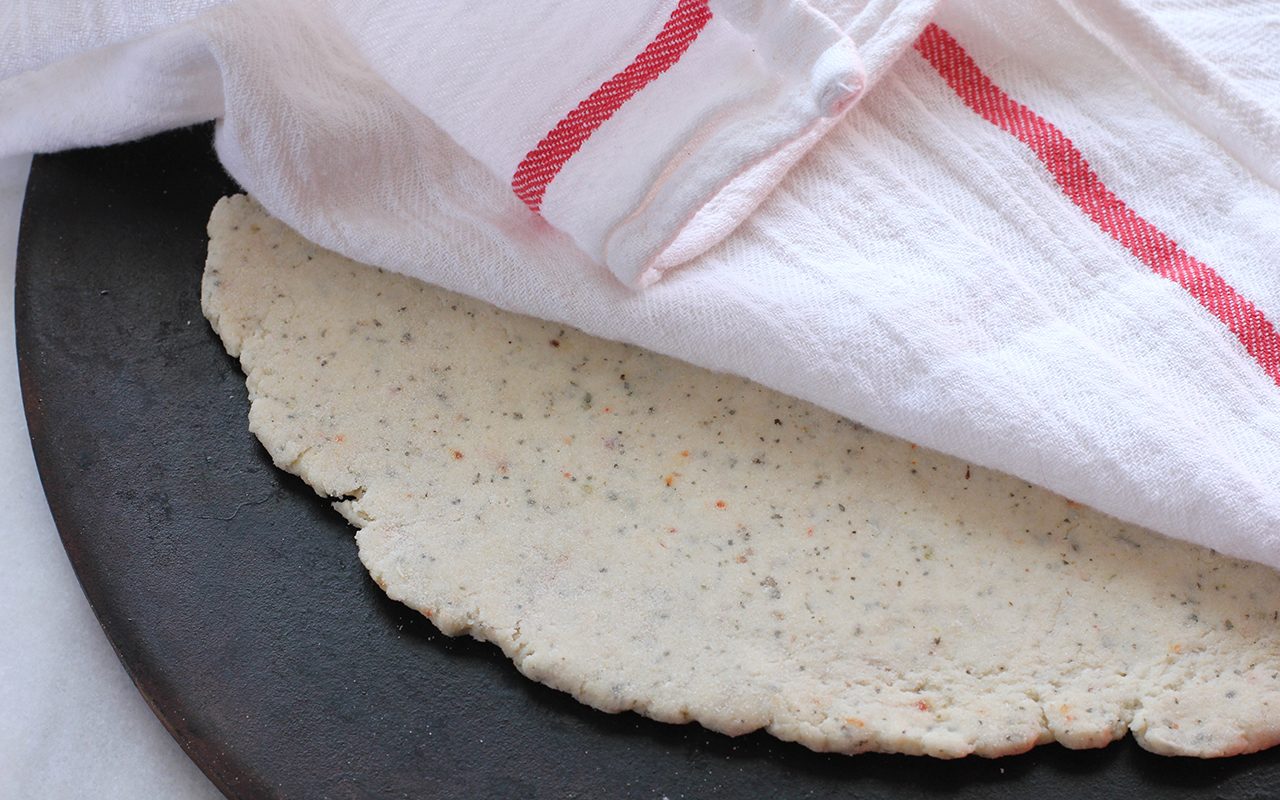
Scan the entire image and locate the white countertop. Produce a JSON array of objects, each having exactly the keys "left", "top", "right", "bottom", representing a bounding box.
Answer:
[{"left": 0, "top": 157, "right": 220, "bottom": 799}]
